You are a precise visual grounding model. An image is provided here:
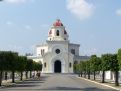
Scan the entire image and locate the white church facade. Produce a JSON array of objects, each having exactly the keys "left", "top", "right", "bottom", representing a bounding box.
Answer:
[{"left": 28, "top": 19, "right": 89, "bottom": 73}]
